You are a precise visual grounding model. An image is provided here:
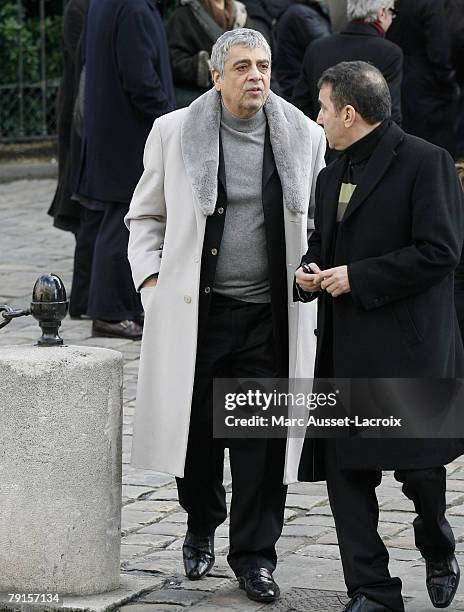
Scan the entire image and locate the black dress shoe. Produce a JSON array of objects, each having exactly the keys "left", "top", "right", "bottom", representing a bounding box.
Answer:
[
  {"left": 426, "top": 554, "right": 460, "bottom": 608},
  {"left": 92, "top": 319, "right": 143, "bottom": 340},
  {"left": 237, "top": 567, "right": 280, "bottom": 603},
  {"left": 182, "top": 530, "right": 215, "bottom": 580},
  {"left": 343, "top": 594, "right": 399, "bottom": 611}
]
